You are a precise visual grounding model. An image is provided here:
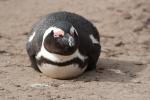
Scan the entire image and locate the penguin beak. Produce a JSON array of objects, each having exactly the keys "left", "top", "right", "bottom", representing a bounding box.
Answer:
[
  {"left": 68, "top": 36, "right": 75, "bottom": 47},
  {"left": 56, "top": 34, "right": 75, "bottom": 48}
]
